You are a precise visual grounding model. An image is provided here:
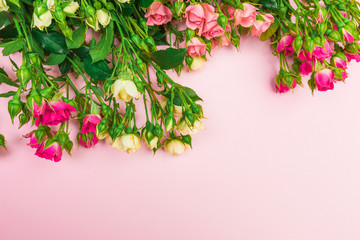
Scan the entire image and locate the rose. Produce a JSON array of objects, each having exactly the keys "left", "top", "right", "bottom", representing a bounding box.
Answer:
[
  {"left": 96, "top": 9, "right": 111, "bottom": 27},
  {"left": 185, "top": 3, "right": 217, "bottom": 35},
  {"left": 24, "top": 132, "right": 41, "bottom": 149},
  {"left": 116, "top": 0, "right": 130, "bottom": 3},
  {"left": 332, "top": 56, "right": 347, "bottom": 69},
  {"left": 251, "top": 14, "right": 274, "bottom": 37},
  {"left": 275, "top": 78, "right": 297, "bottom": 93},
  {"left": 145, "top": 2, "right": 173, "bottom": 26},
  {"left": 86, "top": 17, "right": 99, "bottom": 31},
  {"left": 47, "top": 0, "right": 55, "bottom": 11},
  {"left": 276, "top": 34, "right": 295, "bottom": 56},
  {"left": 312, "top": 40, "right": 334, "bottom": 61},
  {"left": 234, "top": 3, "right": 258, "bottom": 27},
  {"left": 314, "top": 69, "right": 335, "bottom": 91},
  {"left": 342, "top": 28, "right": 354, "bottom": 43},
  {"left": 112, "top": 134, "right": 141, "bottom": 153},
  {"left": 0, "top": 0, "right": 9, "bottom": 12},
  {"left": 186, "top": 37, "right": 206, "bottom": 57},
  {"left": 164, "top": 139, "right": 188, "bottom": 156},
  {"left": 63, "top": 1, "right": 80, "bottom": 14},
  {"left": 111, "top": 79, "right": 141, "bottom": 102},
  {"left": 33, "top": 8, "right": 53, "bottom": 30},
  {"left": 299, "top": 61, "right": 312, "bottom": 76},
  {"left": 177, "top": 118, "right": 204, "bottom": 135},
  {"left": 33, "top": 100, "right": 76, "bottom": 126},
  {"left": 81, "top": 114, "right": 102, "bottom": 134},
  {"left": 202, "top": 18, "right": 225, "bottom": 40},
  {"left": 189, "top": 56, "right": 205, "bottom": 71},
  {"left": 35, "top": 140, "right": 63, "bottom": 162},
  {"left": 79, "top": 133, "right": 98, "bottom": 148}
]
